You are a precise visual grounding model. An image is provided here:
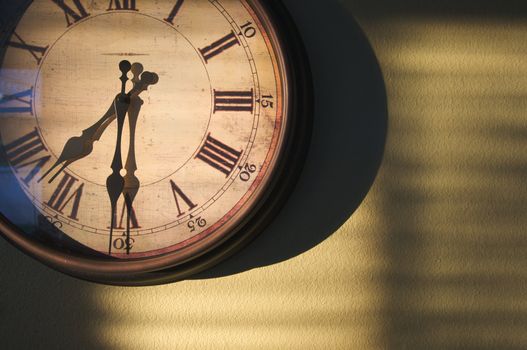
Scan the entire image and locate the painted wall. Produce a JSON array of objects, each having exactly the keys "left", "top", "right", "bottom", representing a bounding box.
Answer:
[{"left": 1, "top": 0, "right": 526, "bottom": 349}]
